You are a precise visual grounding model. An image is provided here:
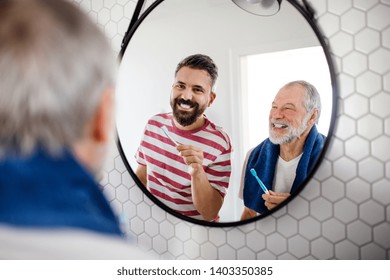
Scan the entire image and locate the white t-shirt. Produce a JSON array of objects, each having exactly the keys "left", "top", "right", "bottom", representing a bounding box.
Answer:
[{"left": 272, "top": 153, "right": 303, "bottom": 193}]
